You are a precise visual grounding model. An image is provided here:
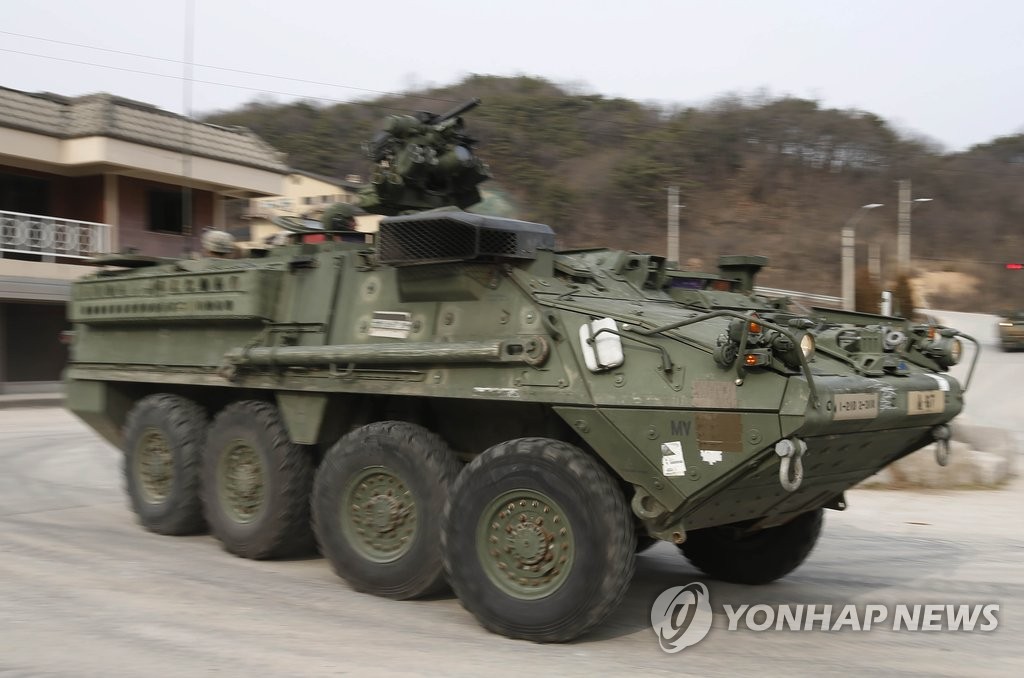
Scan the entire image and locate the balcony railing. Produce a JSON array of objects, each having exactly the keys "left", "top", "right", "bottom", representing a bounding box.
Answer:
[{"left": 0, "top": 210, "right": 114, "bottom": 260}]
